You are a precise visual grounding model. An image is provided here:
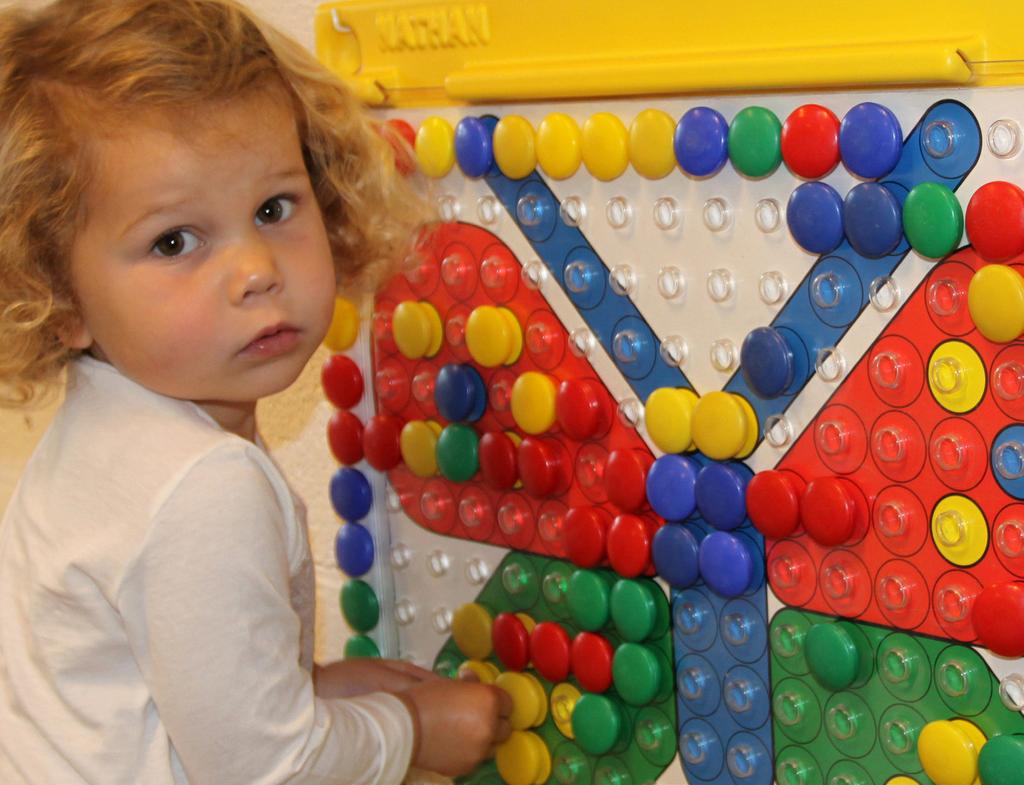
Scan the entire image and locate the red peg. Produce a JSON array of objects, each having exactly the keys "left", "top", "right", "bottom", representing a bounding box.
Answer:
[
  {"left": 492, "top": 612, "right": 531, "bottom": 671},
  {"left": 570, "top": 631, "right": 614, "bottom": 693},
  {"left": 556, "top": 379, "right": 613, "bottom": 440},
  {"left": 965, "top": 181, "right": 1024, "bottom": 262},
  {"left": 479, "top": 431, "right": 518, "bottom": 490},
  {"left": 564, "top": 506, "right": 611, "bottom": 568},
  {"left": 781, "top": 104, "right": 841, "bottom": 179},
  {"left": 747, "top": 470, "right": 806, "bottom": 539},
  {"left": 362, "top": 414, "right": 403, "bottom": 471},
  {"left": 974, "top": 582, "right": 1024, "bottom": 656},
  {"left": 530, "top": 622, "right": 571, "bottom": 682},
  {"left": 606, "top": 449, "right": 653, "bottom": 512},
  {"left": 384, "top": 118, "right": 417, "bottom": 176},
  {"left": 607, "top": 514, "right": 657, "bottom": 578},
  {"left": 517, "top": 437, "right": 571, "bottom": 498},
  {"left": 327, "top": 410, "right": 364, "bottom": 465},
  {"left": 800, "top": 476, "right": 867, "bottom": 546},
  {"left": 321, "top": 354, "right": 364, "bottom": 410}
]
